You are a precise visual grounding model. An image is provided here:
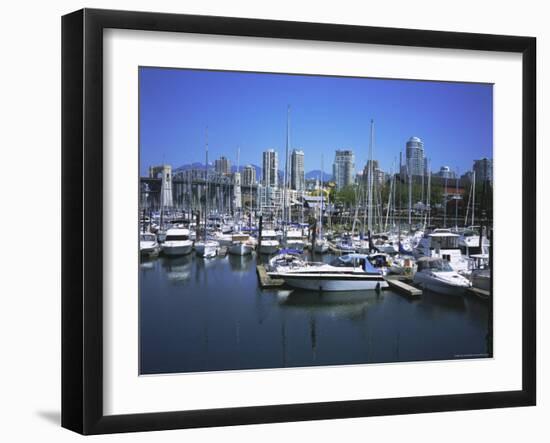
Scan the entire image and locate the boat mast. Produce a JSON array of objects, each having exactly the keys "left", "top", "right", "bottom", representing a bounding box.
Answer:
[
  {"left": 455, "top": 167, "right": 459, "bottom": 230},
  {"left": 204, "top": 127, "right": 209, "bottom": 241},
  {"left": 384, "top": 161, "right": 394, "bottom": 232},
  {"left": 471, "top": 170, "right": 476, "bottom": 226},
  {"left": 283, "top": 105, "right": 290, "bottom": 236},
  {"left": 444, "top": 175, "right": 448, "bottom": 227},
  {"left": 408, "top": 162, "right": 412, "bottom": 227},
  {"left": 320, "top": 155, "right": 324, "bottom": 242},
  {"left": 368, "top": 119, "right": 374, "bottom": 234},
  {"left": 426, "top": 159, "right": 431, "bottom": 227}
]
